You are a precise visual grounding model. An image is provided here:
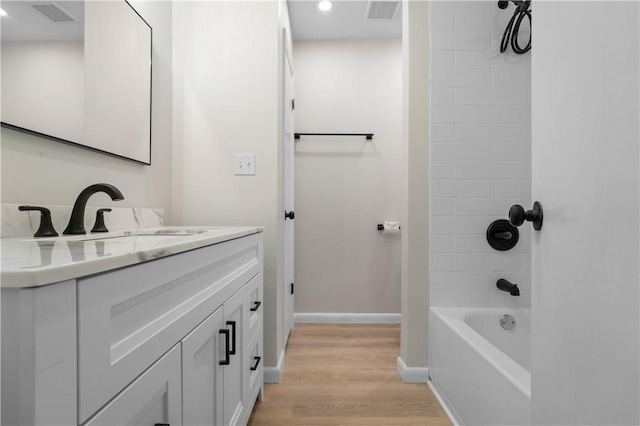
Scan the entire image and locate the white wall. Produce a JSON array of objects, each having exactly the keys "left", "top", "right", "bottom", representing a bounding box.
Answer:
[
  {"left": 293, "top": 39, "right": 402, "bottom": 314},
  {"left": 1, "top": 1, "right": 173, "bottom": 221},
  {"left": 429, "top": 1, "right": 531, "bottom": 308},
  {"left": 172, "top": 1, "right": 286, "bottom": 368},
  {"left": 400, "top": 0, "right": 431, "bottom": 370}
]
